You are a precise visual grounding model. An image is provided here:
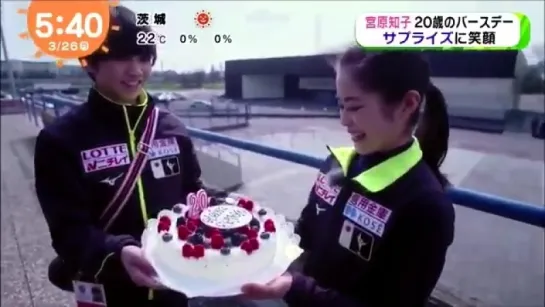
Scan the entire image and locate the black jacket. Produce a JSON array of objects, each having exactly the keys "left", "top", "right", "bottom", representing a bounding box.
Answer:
[
  {"left": 35, "top": 89, "right": 215, "bottom": 305},
  {"left": 284, "top": 144, "right": 455, "bottom": 307}
]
